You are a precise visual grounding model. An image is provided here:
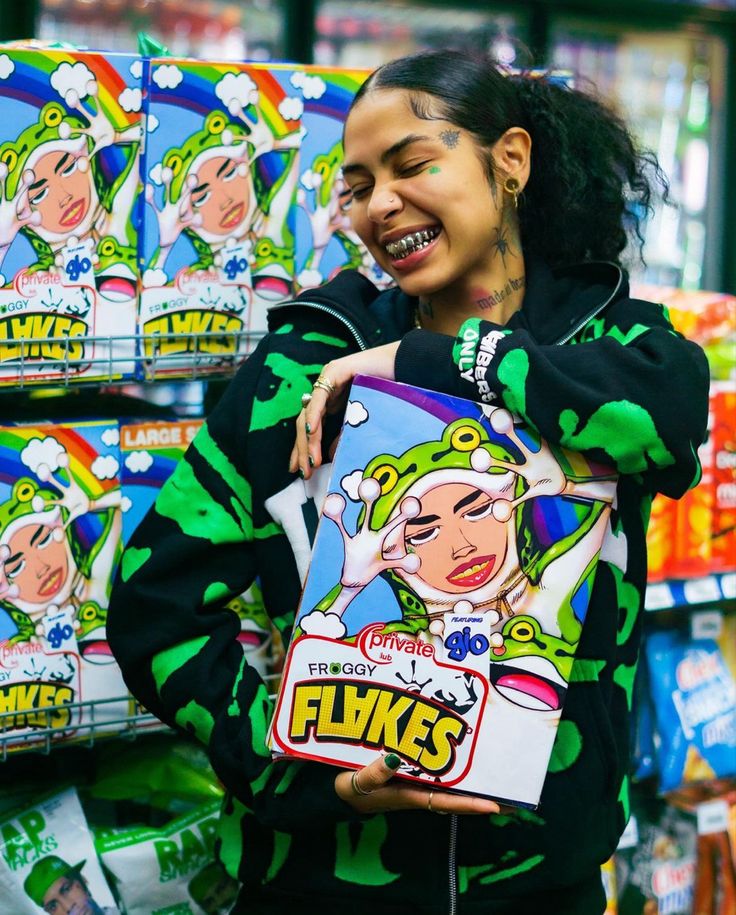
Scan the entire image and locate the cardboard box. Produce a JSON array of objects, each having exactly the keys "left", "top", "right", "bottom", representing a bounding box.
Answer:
[
  {"left": 0, "top": 47, "right": 141, "bottom": 384},
  {"left": 270, "top": 376, "right": 616, "bottom": 807}
]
